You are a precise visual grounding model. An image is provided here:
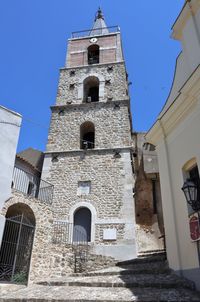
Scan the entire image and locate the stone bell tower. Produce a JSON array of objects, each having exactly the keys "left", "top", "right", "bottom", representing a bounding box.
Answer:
[{"left": 42, "top": 8, "right": 137, "bottom": 260}]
